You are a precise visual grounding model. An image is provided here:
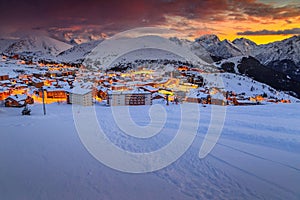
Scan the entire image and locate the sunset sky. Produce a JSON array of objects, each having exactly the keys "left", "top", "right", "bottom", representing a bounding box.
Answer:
[{"left": 0, "top": 0, "right": 299, "bottom": 44}]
